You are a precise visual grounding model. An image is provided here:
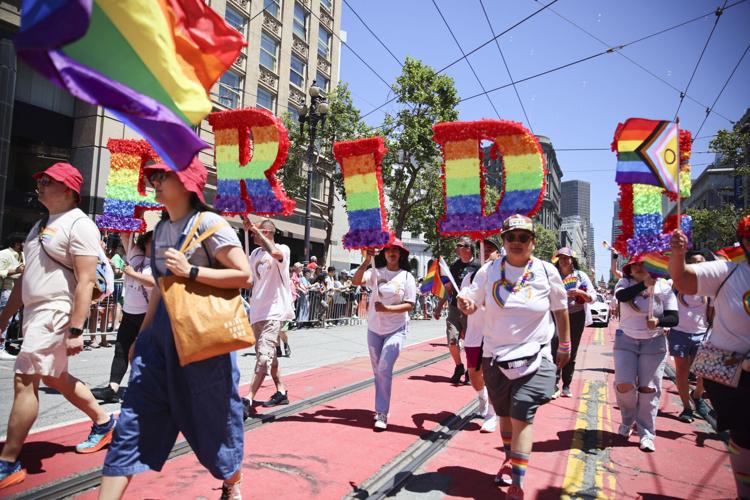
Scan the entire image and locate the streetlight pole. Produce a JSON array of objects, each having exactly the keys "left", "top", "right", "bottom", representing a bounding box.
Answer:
[{"left": 299, "top": 83, "right": 329, "bottom": 264}]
